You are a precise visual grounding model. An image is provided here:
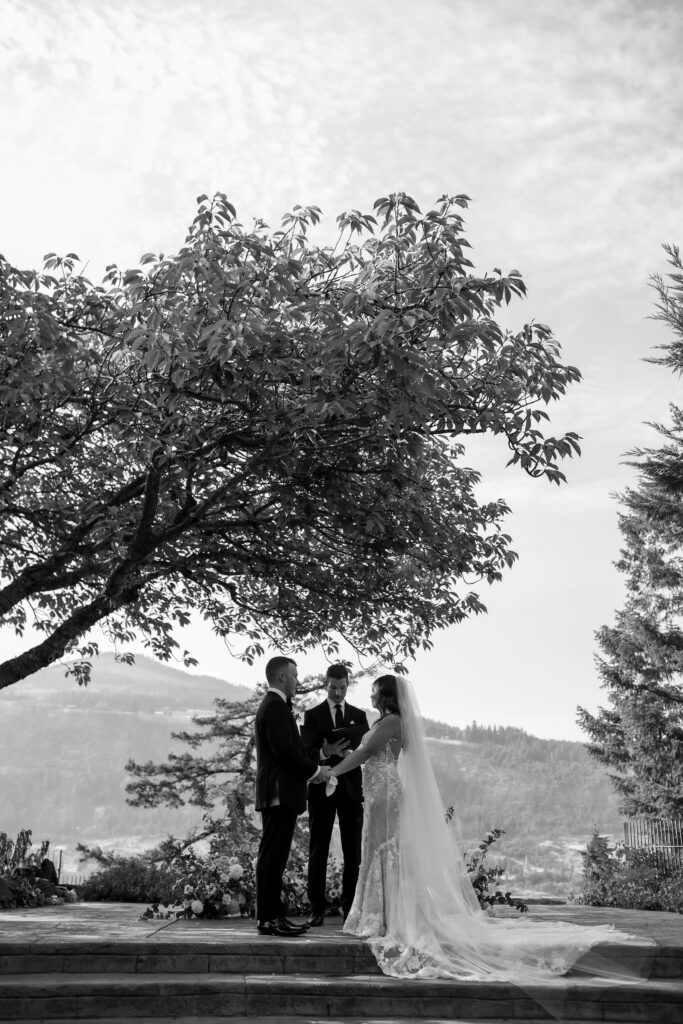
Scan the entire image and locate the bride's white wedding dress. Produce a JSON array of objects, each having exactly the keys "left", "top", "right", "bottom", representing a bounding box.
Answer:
[{"left": 340, "top": 677, "right": 651, "bottom": 983}]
